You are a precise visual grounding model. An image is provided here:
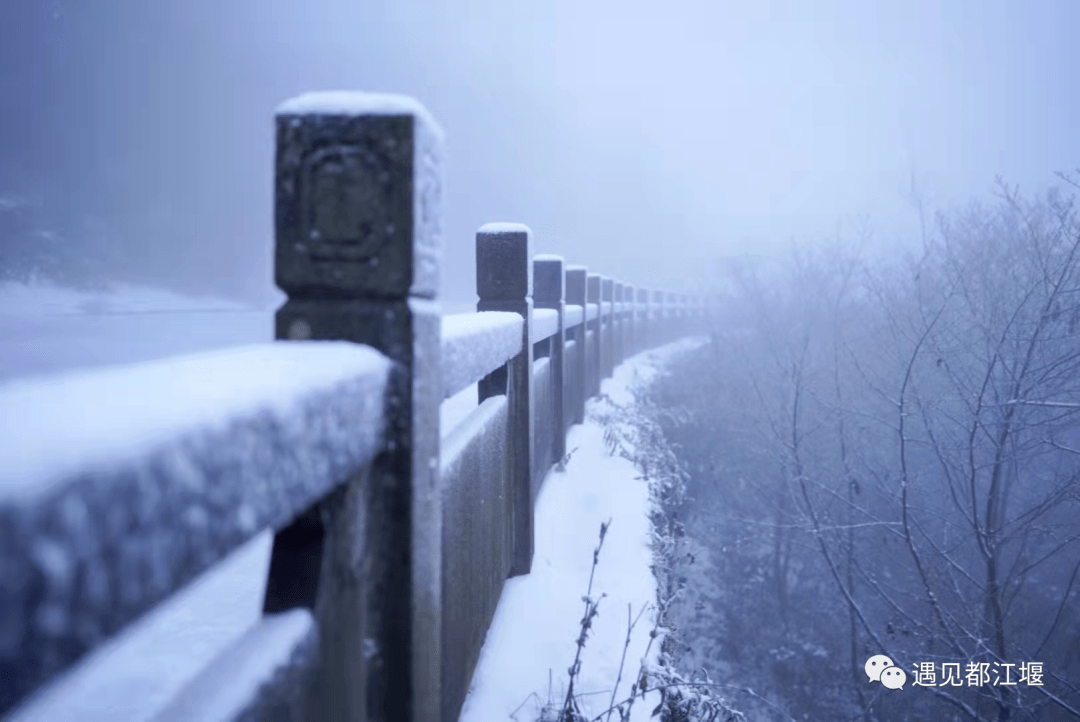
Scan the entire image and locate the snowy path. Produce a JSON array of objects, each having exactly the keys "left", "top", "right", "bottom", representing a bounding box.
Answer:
[{"left": 458, "top": 341, "right": 699, "bottom": 722}]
